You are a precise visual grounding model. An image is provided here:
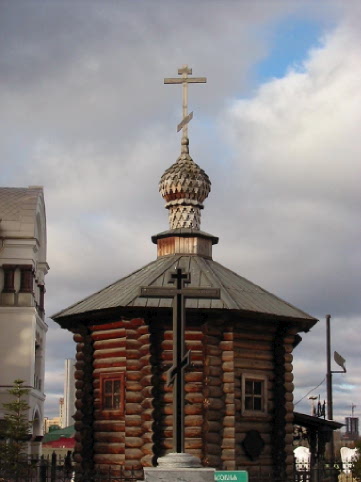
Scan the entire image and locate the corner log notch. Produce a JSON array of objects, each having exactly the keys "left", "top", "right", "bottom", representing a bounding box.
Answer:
[
  {"left": 272, "top": 324, "right": 295, "bottom": 480},
  {"left": 73, "top": 326, "right": 95, "bottom": 479}
]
